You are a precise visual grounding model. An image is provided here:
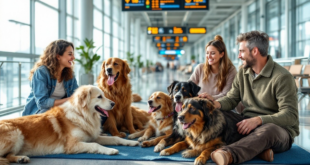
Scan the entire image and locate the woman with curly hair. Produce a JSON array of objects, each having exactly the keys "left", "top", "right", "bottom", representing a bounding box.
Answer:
[
  {"left": 22, "top": 40, "right": 78, "bottom": 116},
  {"left": 189, "top": 35, "right": 237, "bottom": 100}
]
